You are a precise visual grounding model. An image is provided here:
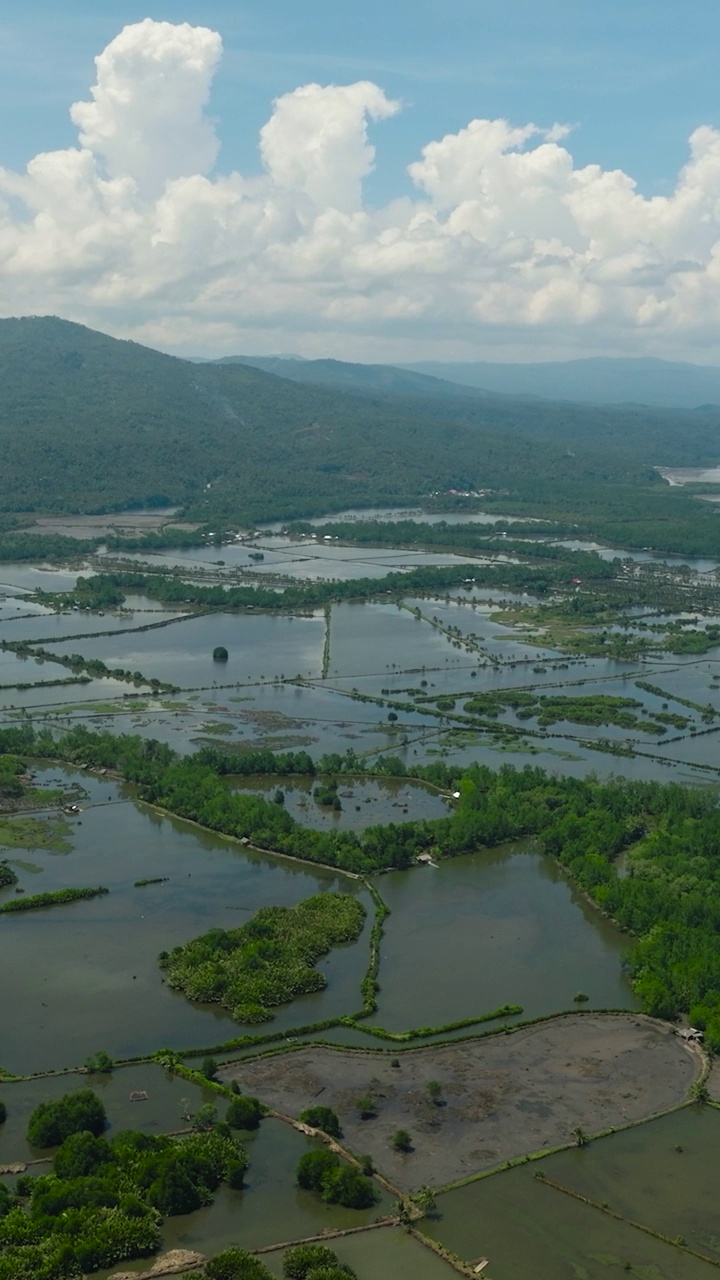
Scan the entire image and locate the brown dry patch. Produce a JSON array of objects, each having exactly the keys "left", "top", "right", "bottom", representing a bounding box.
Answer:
[{"left": 220, "top": 1014, "right": 700, "bottom": 1192}]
